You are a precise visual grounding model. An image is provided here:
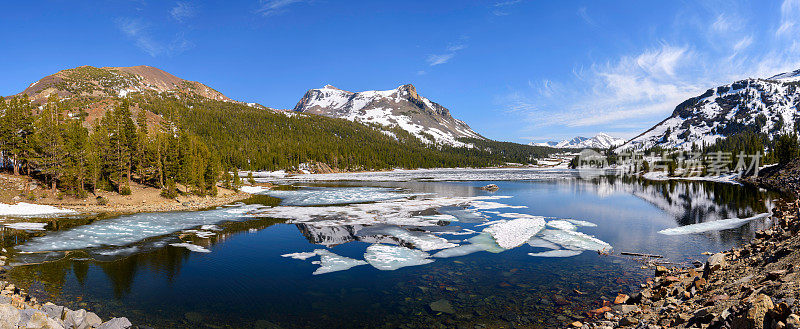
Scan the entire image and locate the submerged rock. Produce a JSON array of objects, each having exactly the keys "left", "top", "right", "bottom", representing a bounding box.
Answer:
[{"left": 428, "top": 299, "right": 455, "bottom": 314}]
